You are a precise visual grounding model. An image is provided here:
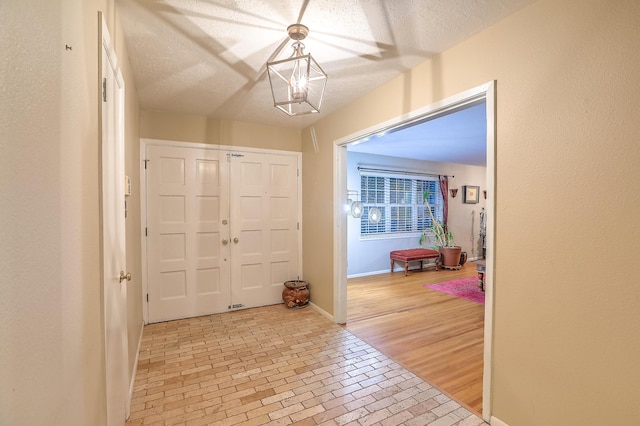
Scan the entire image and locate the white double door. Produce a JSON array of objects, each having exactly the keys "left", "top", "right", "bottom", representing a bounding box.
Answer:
[{"left": 145, "top": 144, "right": 300, "bottom": 323}]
